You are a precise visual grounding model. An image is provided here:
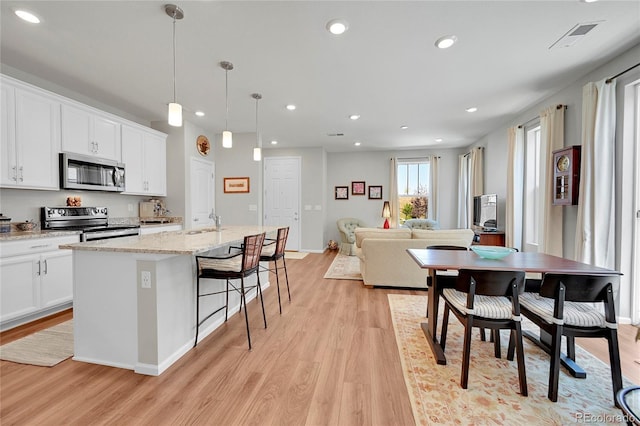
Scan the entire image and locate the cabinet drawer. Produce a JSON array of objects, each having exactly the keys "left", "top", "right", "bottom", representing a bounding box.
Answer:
[{"left": 0, "top": 235, "right": 80, "bottom": 258}]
